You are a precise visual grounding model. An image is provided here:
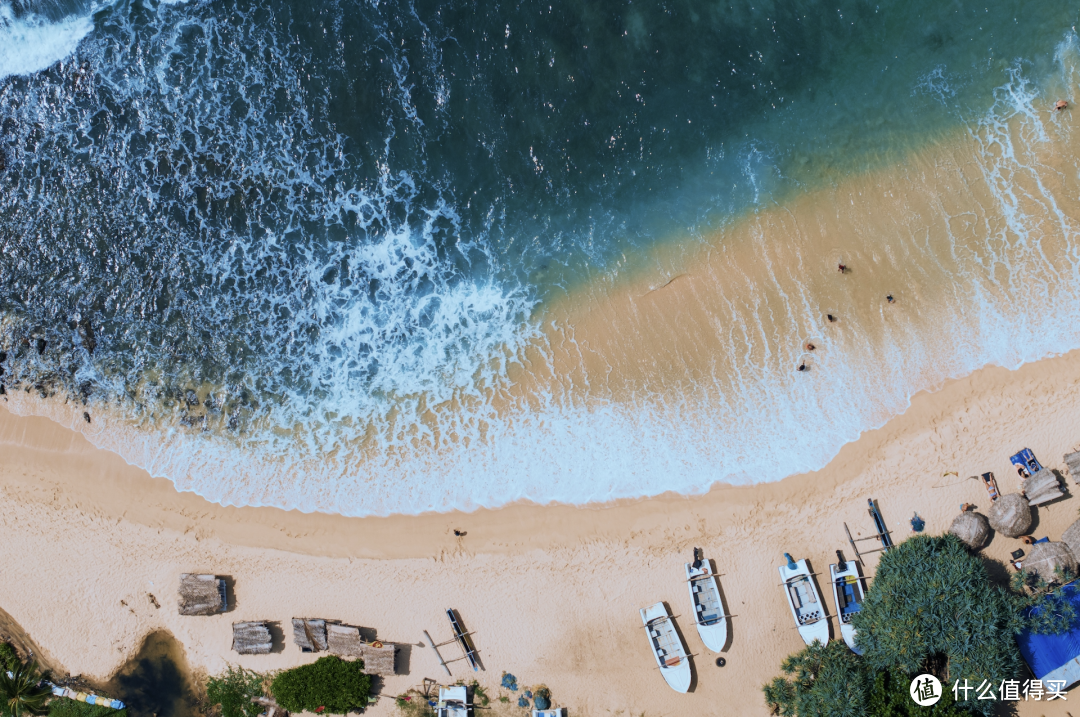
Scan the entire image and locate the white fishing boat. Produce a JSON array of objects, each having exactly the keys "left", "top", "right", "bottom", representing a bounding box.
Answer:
[
  {"left": 830, "top": 558, "right": 866, "bottom": 654},
  {"left": 436, "top": 685, "right": 470, "bottom": 717},
  {"left": 640, "top": 602, "right": 692, "bottom": 693},
  {"left": 778, "top": 554, "right": 830, "bottom": 646},
  {"left": 531, "top": 710, "right": 566, "bottom": 717},
  {"left": 685, "top": 551, "right": 728, "bottom": 653}
]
